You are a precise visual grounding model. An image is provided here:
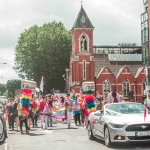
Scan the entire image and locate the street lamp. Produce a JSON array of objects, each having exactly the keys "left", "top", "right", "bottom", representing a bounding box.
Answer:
[
  {"left": 65, "top": 69, "right": 69, "bottom": 94},
  {"left": 94, "top": 76, "right": 97, "bottom": 96}
]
